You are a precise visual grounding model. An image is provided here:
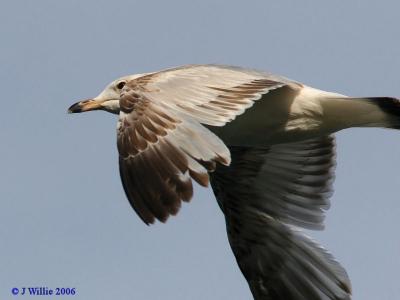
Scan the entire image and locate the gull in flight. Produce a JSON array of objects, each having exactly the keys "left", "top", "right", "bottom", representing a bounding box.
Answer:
[{"left": 68, "top": 65, "right": 399, "bottom": 300}]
